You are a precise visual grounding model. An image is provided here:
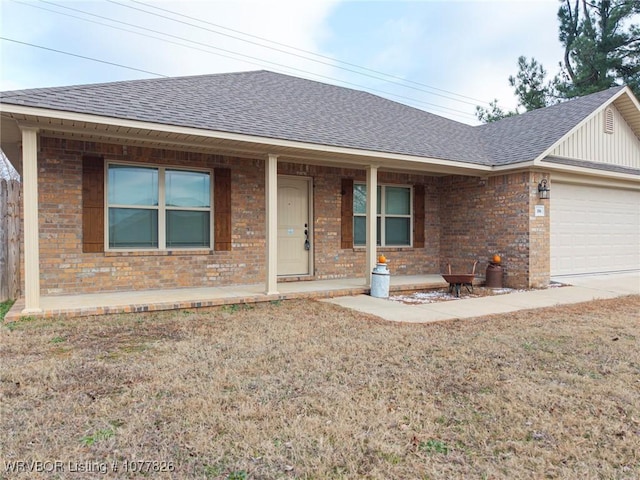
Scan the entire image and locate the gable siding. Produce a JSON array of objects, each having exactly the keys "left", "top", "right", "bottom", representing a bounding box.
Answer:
[{"left": 550, "top": 105, "right": 640, "bottom": 169}]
